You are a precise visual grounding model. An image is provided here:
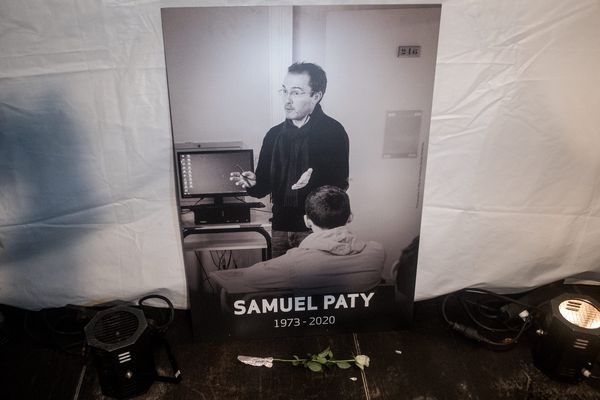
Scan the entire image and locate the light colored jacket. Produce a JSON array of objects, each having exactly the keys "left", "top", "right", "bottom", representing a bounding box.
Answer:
[{"left": 210, "top": 226, "right": 385, "bottom": 294}]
